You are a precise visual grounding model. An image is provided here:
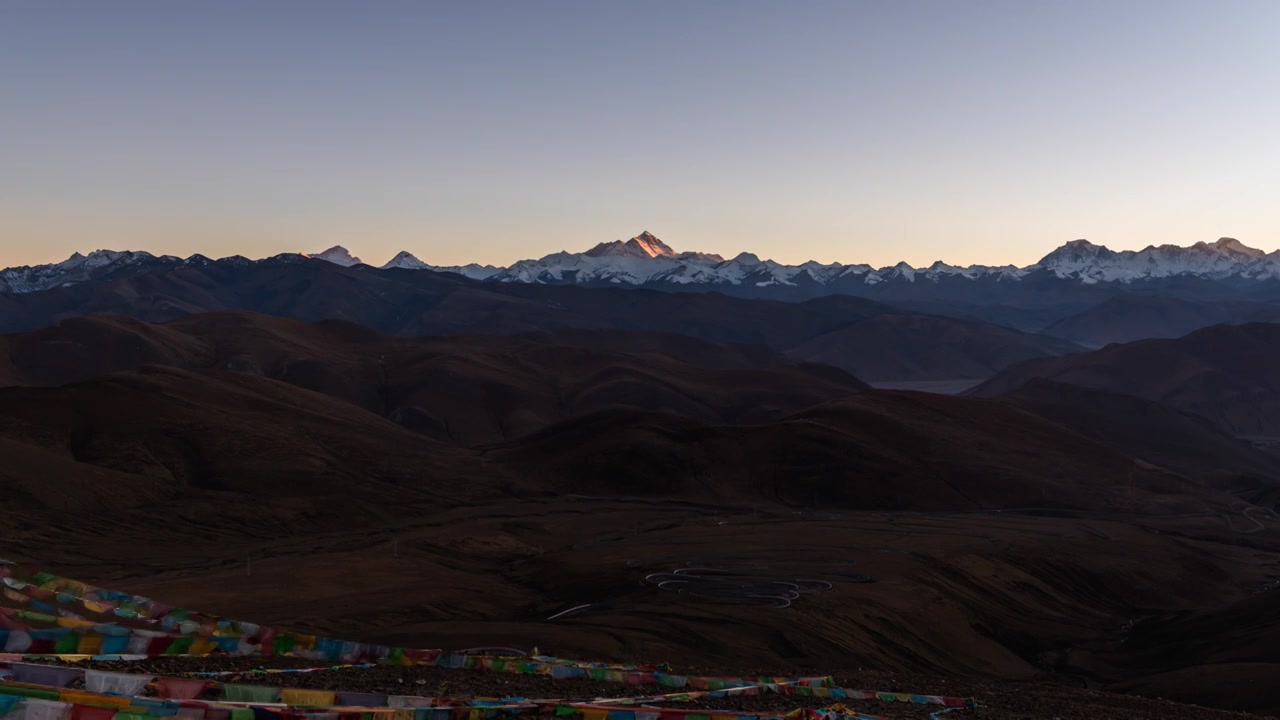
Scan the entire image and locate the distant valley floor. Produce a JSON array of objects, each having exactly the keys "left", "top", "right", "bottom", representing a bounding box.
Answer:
[{"left": 867, "top": 379, "right": 984, "bottom": 394}]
